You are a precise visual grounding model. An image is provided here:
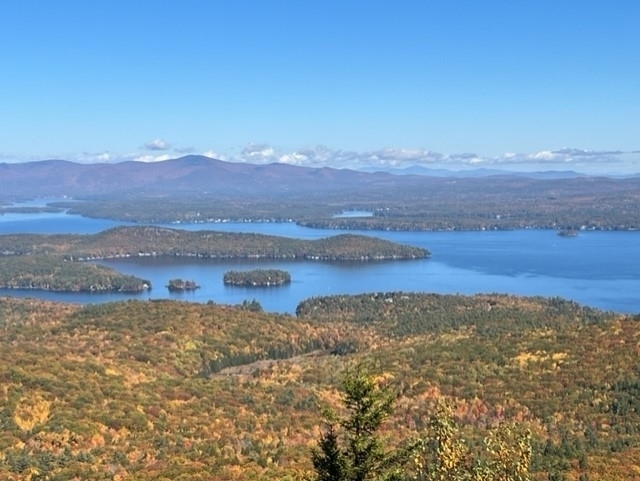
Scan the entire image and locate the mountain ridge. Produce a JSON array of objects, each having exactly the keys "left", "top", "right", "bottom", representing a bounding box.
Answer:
[
  {"left": 0, "top": 155, "right": 398, "bottom": 199},
  {"left": 3, "top": 156, "right": 640, "bottom": 232}
]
